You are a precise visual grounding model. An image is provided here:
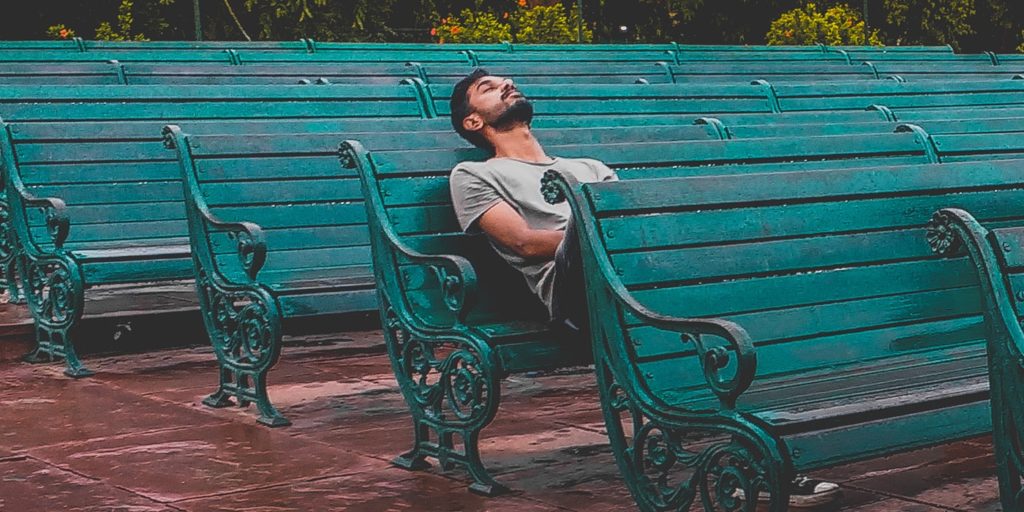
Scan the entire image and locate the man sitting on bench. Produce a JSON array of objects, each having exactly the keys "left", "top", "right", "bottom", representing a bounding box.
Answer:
[
  {"left": 446, "top": 69, "right": 841, "bottom": 509},
  {"left": 448, "top": 68, "right": 606, "bottom": 337}
]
